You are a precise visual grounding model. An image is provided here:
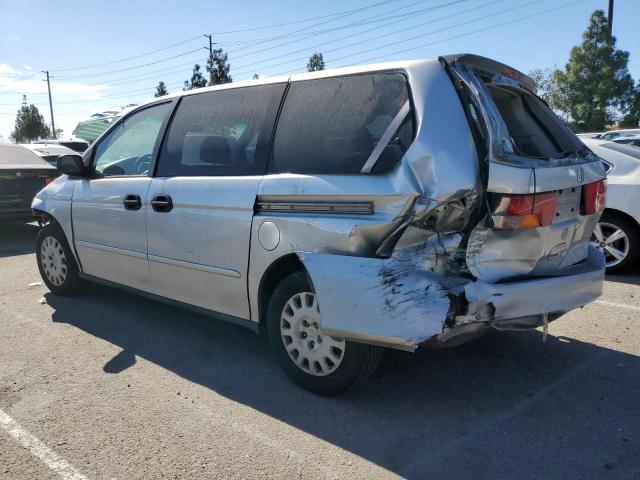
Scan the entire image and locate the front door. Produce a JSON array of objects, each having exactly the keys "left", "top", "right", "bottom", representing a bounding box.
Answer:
[
  {"left": 145, "top": 83, "right": 286, "bottom": 319},
  {"left": 72, "top": 101, "right": 173, "bottom": 289}
]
